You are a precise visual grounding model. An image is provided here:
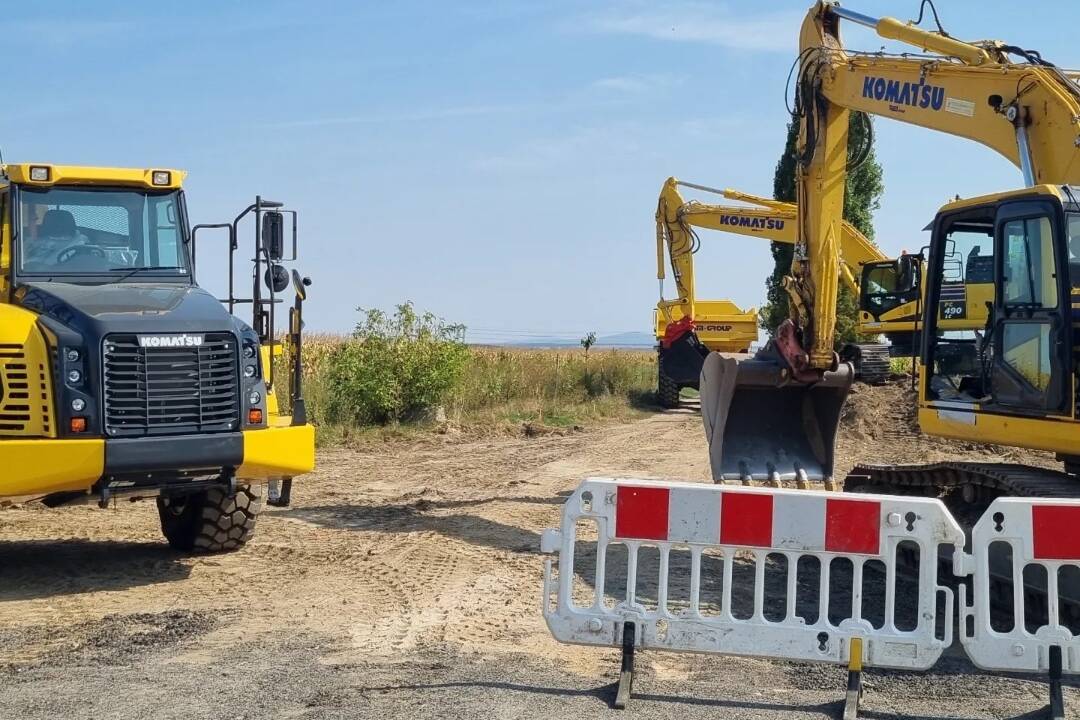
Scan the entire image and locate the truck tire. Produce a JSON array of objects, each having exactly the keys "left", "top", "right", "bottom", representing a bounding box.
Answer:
[
  {"left": 657, "top": 360, "right": 681, "bottom": 409},
  {"left": 157, "top": 483, "right": 264, "bottom": 553}
]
